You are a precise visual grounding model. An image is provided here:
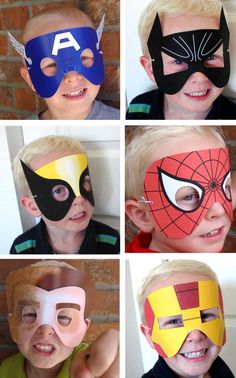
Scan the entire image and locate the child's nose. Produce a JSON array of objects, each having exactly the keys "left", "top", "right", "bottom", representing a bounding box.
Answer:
[
  {"left": 36, "top": 324, "right": 55, "bottom": 336},
  {"left": 64, "top": 70, "right": 82, "bottom": 83},
  {"left": 185, "top": 329, "right": 206, "bottom": 343},
  {"left": 205, "top": 202, "right": 226, "bottom": 220},
  {"left": 189, "top": 71, "right": 209, "bottom": 84},
  {"left": 71, "top": 195, "right": 85, "bottom": 206}
]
